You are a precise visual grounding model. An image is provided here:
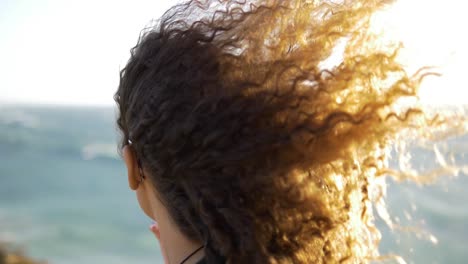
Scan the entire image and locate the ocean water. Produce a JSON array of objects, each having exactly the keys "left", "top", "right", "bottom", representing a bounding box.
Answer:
[
  {"left": 0, "top": 105, "right": 467, "bottom": 264},
  {"left": 0, "top": 106, "right": 161, "bottom": 264}
]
